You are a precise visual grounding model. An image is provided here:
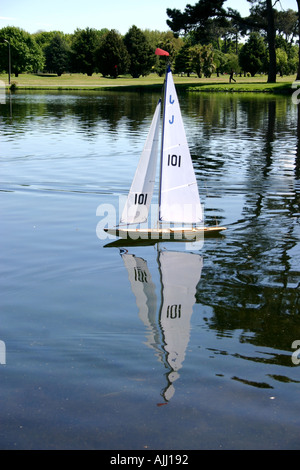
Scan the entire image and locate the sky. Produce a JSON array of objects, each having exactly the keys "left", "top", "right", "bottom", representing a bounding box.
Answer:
[{"left": 0, "top": 0, "right": 298, "bottom": 35}]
